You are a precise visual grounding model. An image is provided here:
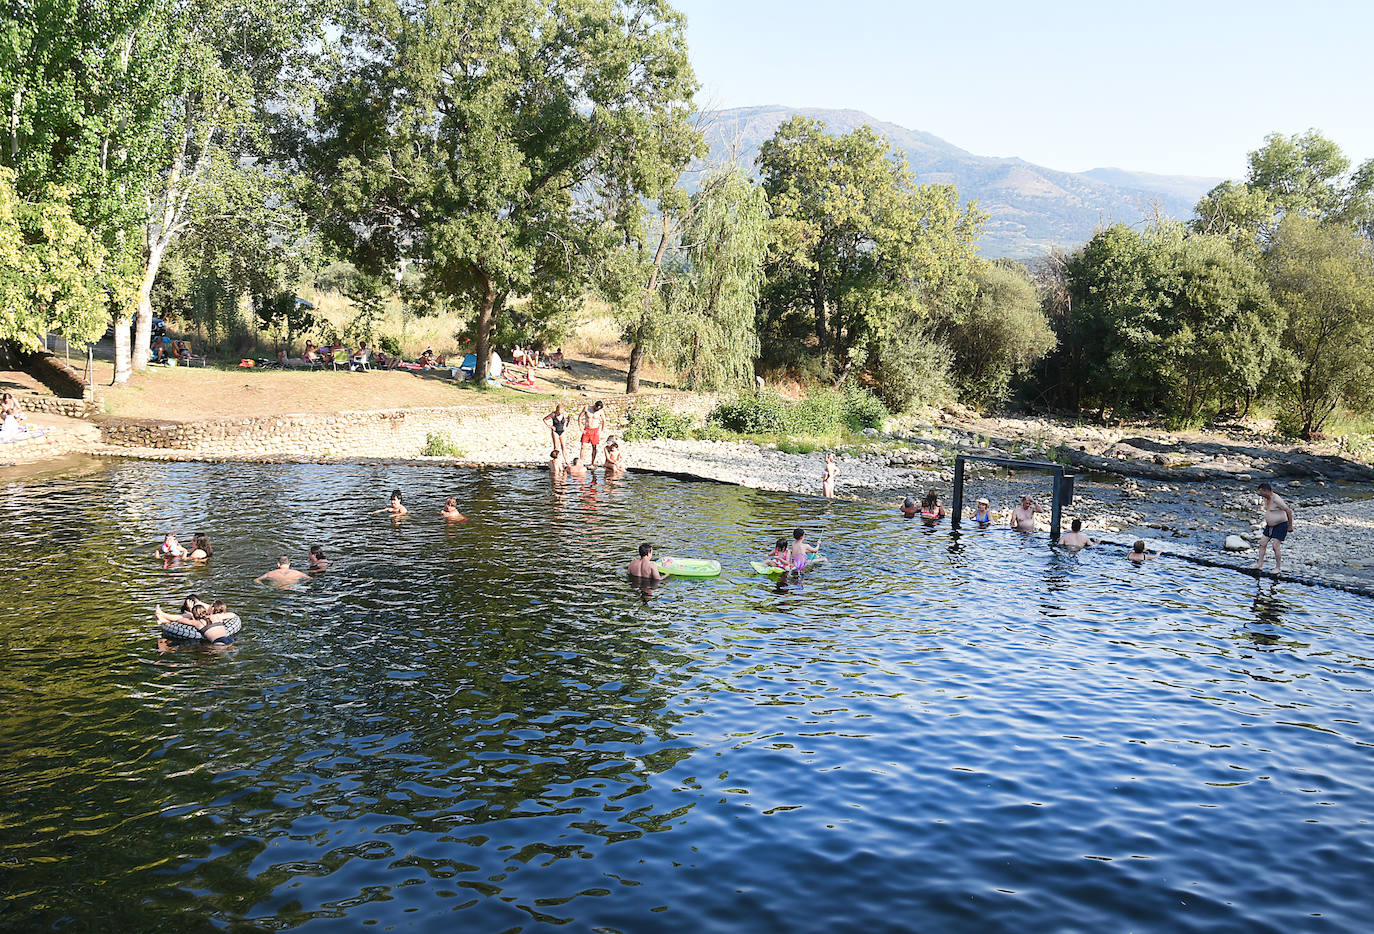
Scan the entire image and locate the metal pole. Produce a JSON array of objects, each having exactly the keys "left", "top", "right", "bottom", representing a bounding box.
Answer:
[
  {"left": 1049, "top": 468, "right": 1063, "bottom": 541},
  {"left": 951, "top": 456, "right": 965, "bottom": 530}
]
